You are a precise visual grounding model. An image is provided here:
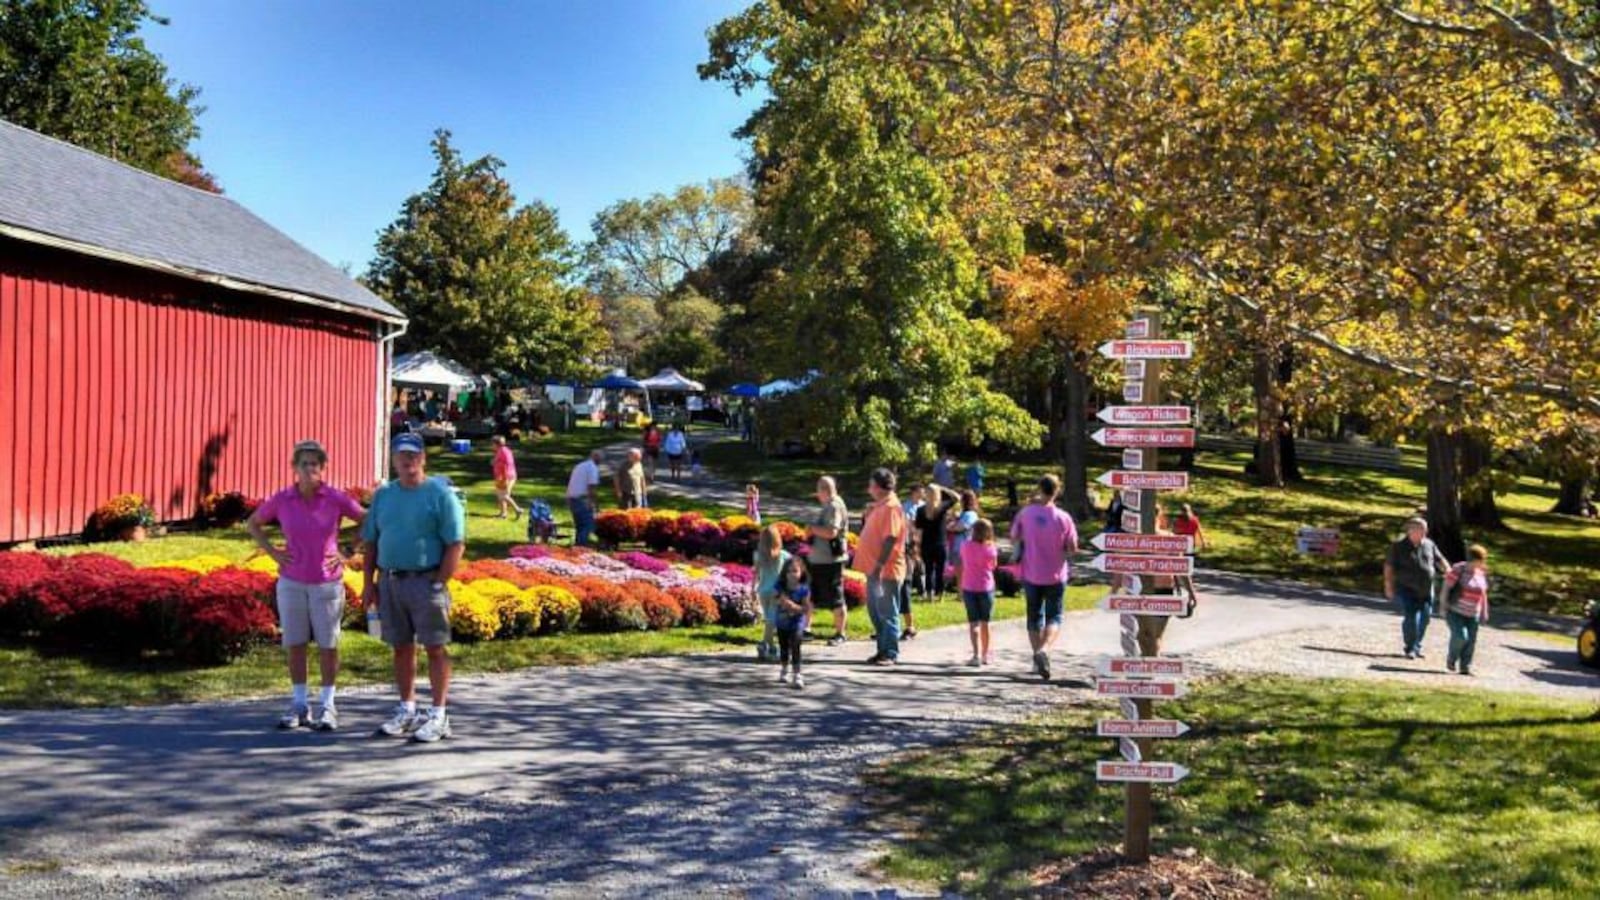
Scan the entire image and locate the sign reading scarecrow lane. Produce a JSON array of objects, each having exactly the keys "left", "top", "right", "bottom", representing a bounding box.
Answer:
[
  {"left": 1092, "top": 427, "right": 1197, "bottom": 448},
  {"left": 1097, "top": 339, "right": 1195, "bottom": 359},
  {"left": 1096, "top": 761, "right": 1191, "bottom": 784},
  {"left": 1097, "top": 719, "right": 1191, "bottom": 739}
]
